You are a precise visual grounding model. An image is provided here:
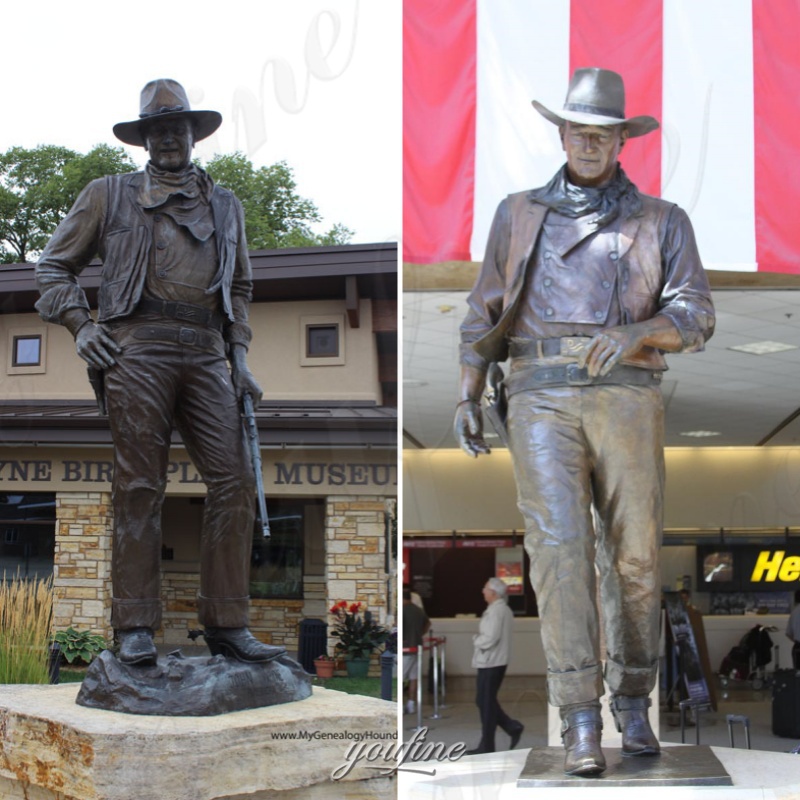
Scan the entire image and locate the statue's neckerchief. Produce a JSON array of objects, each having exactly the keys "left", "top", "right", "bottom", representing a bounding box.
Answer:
[
  {"left": 139, "top": 163, "right": 215, "bottom": 242},
  {"left": 528, "top": 164, "right": 642, "bottom": 227}
]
